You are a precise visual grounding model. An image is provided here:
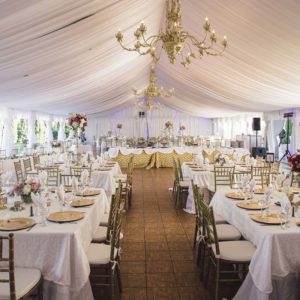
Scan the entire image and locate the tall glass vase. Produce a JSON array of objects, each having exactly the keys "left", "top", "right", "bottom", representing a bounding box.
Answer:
[{"left": 74, "top": 129, "right": 80, "bottom": 165}]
